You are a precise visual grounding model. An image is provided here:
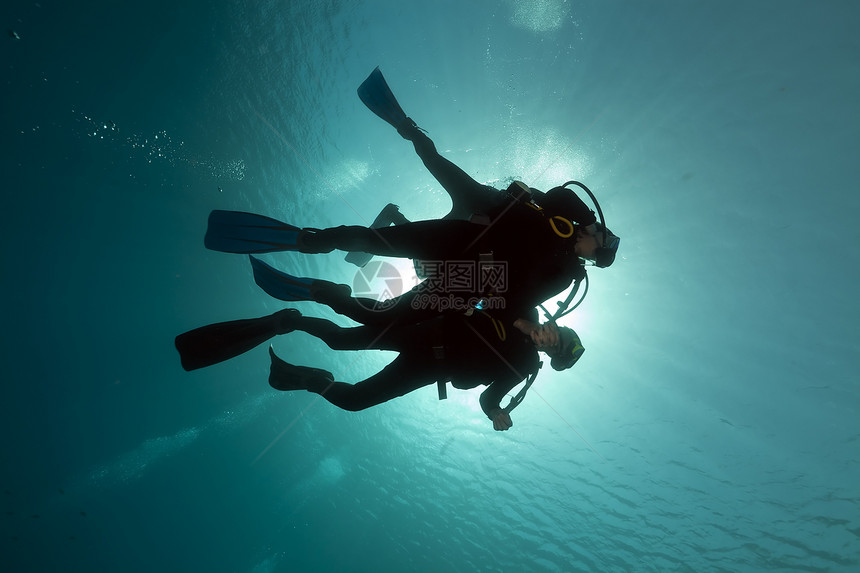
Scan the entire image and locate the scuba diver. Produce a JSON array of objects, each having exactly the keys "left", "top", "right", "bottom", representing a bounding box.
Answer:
[
  {"left": 204, "top": 68, "right": 620, "bottom": 323},
  {"left": 175, "top": 259, "right": 586, "bottom": 431},
  {"left": 204, "top": 196, "right": 603, "bottom": 323},
  {"left": 350, "top": 68, "right": 619, "bottom": 269}
]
